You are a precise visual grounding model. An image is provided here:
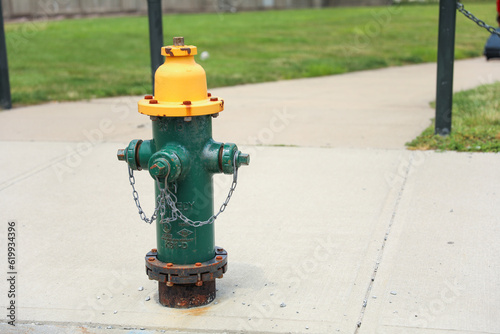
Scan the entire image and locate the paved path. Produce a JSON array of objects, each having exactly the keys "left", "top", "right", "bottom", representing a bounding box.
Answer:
[{"left": 0, "top": 58, "right": 499, "bottom": 334}]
